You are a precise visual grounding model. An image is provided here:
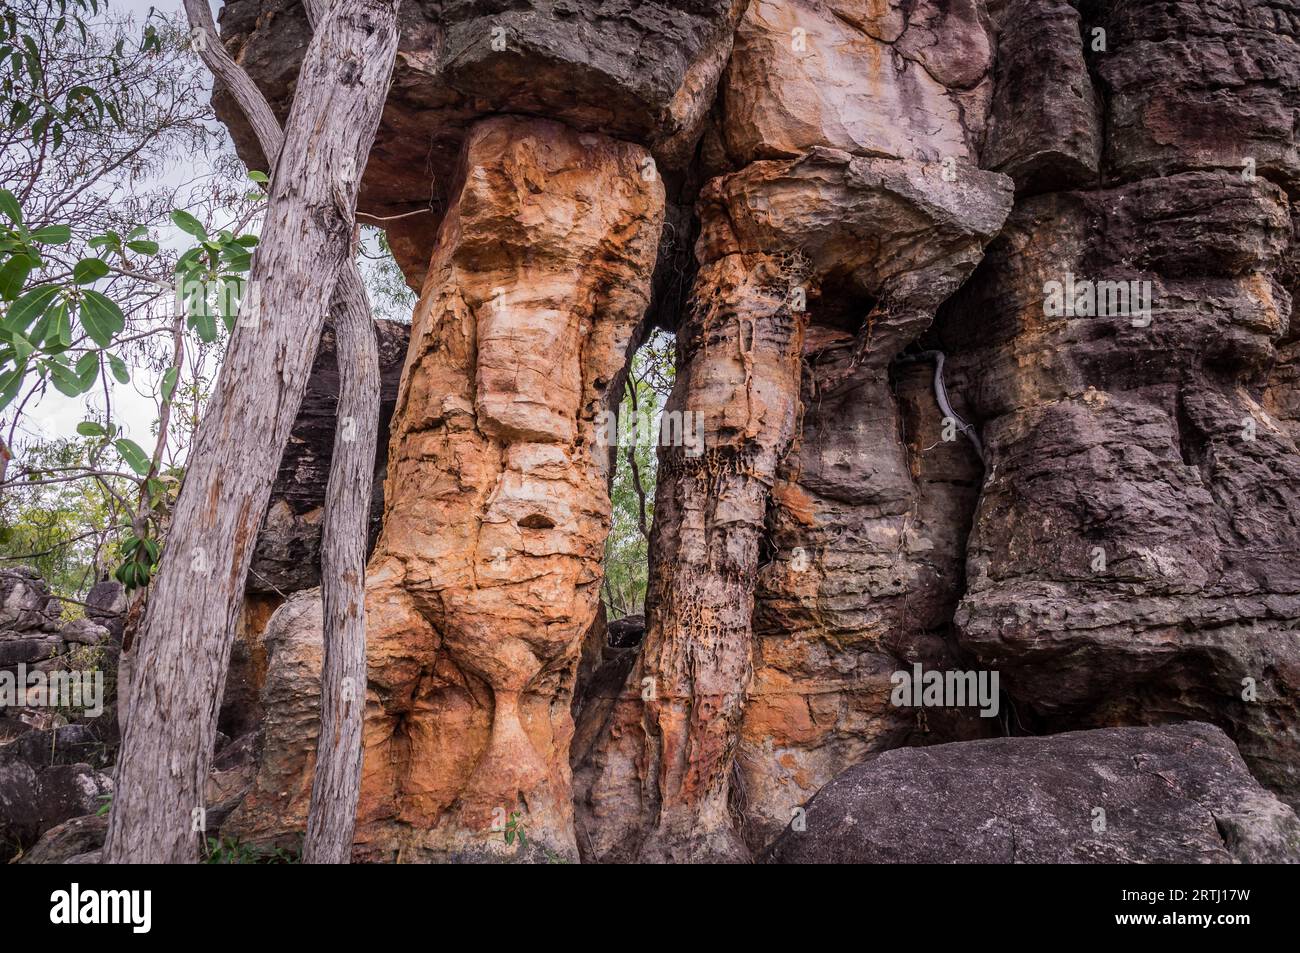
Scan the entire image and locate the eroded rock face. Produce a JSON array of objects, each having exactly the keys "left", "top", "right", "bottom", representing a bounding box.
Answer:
[
  {"left": 208, "top": 0, "right": 1300, "bottom": 864},
  {"left": 228, "top": 116, "right": 663, "bottom": 861},
  {"left": 214, "top": 0, "right": 744, "bottom": 284},
  {"left": 247, "top": 319, "right": 409, "bottom": 596},
  {"left": 720, "top": 0, "right": 992, "bottom": 168},
  {"left": 938, "top": 172, "right": 1300, "bottom": 808},
  {"left": 572, "top": 0, "right": 1012, "bottom": 862},
  {"left": 934, "top": 0, "right": 1300, "bottom": 812},
  {"left": 1086, "top": 0, "right": 1300, "bottom": 193},
  {"left": 764, "top": 723, "right": 1300, "bottom": 864},
  {"left": 983, "top": 0, "right": 1101, "bottom": 194}
]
